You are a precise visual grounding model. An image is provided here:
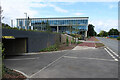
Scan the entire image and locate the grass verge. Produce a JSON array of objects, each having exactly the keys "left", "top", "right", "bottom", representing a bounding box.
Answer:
[
  {"left": 94, "top": 38, "right": 99, "bottom": 41},
  {"left": 117, "top": 37, "right": 120, "bottom": 40},
  {"left": 109, "top": 37, "right": 117, "bottom": 40},
  {"left": 95, "top": 43, "right": 105, "bottom": 48}
]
